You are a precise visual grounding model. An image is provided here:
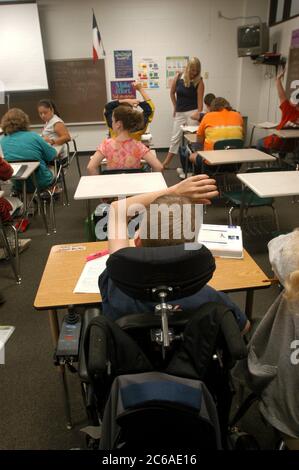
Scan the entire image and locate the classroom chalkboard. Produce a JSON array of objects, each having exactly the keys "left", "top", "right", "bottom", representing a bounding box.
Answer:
[
  {"left": 286, "top": 47, "right": 299, "bottom": 100},
  {"left": 0, "top": 59, "right": 107, "bottom": 124}
]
